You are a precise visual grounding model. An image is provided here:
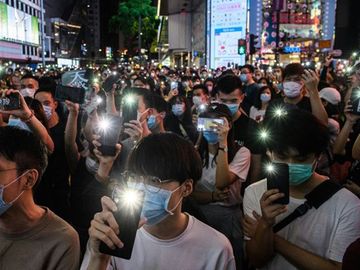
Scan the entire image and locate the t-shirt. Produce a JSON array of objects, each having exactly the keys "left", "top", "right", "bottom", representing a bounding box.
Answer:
[
  {"left": 242, "top": 83, "right": 260, "bottom": 114},
  {"left": 243, "top": 179, "right": 360, "bottom": 270},
  {"left": 249, "top": 106, "right": 266, "bottom": 122},
  {"left": 196, "top": 147, "right": 251, "bottom": 206},
  {"left": 231, "top": 113, "right": 263, "bottom": 155},
  {"left": 0, "top": 208, "right": 80, "bottom": 270},
  {"left": 267, "top": 96, "right": 312, "bottom": 114},
  {"left": 81, "top": 215, "right": 236, "bottom": 270}
]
